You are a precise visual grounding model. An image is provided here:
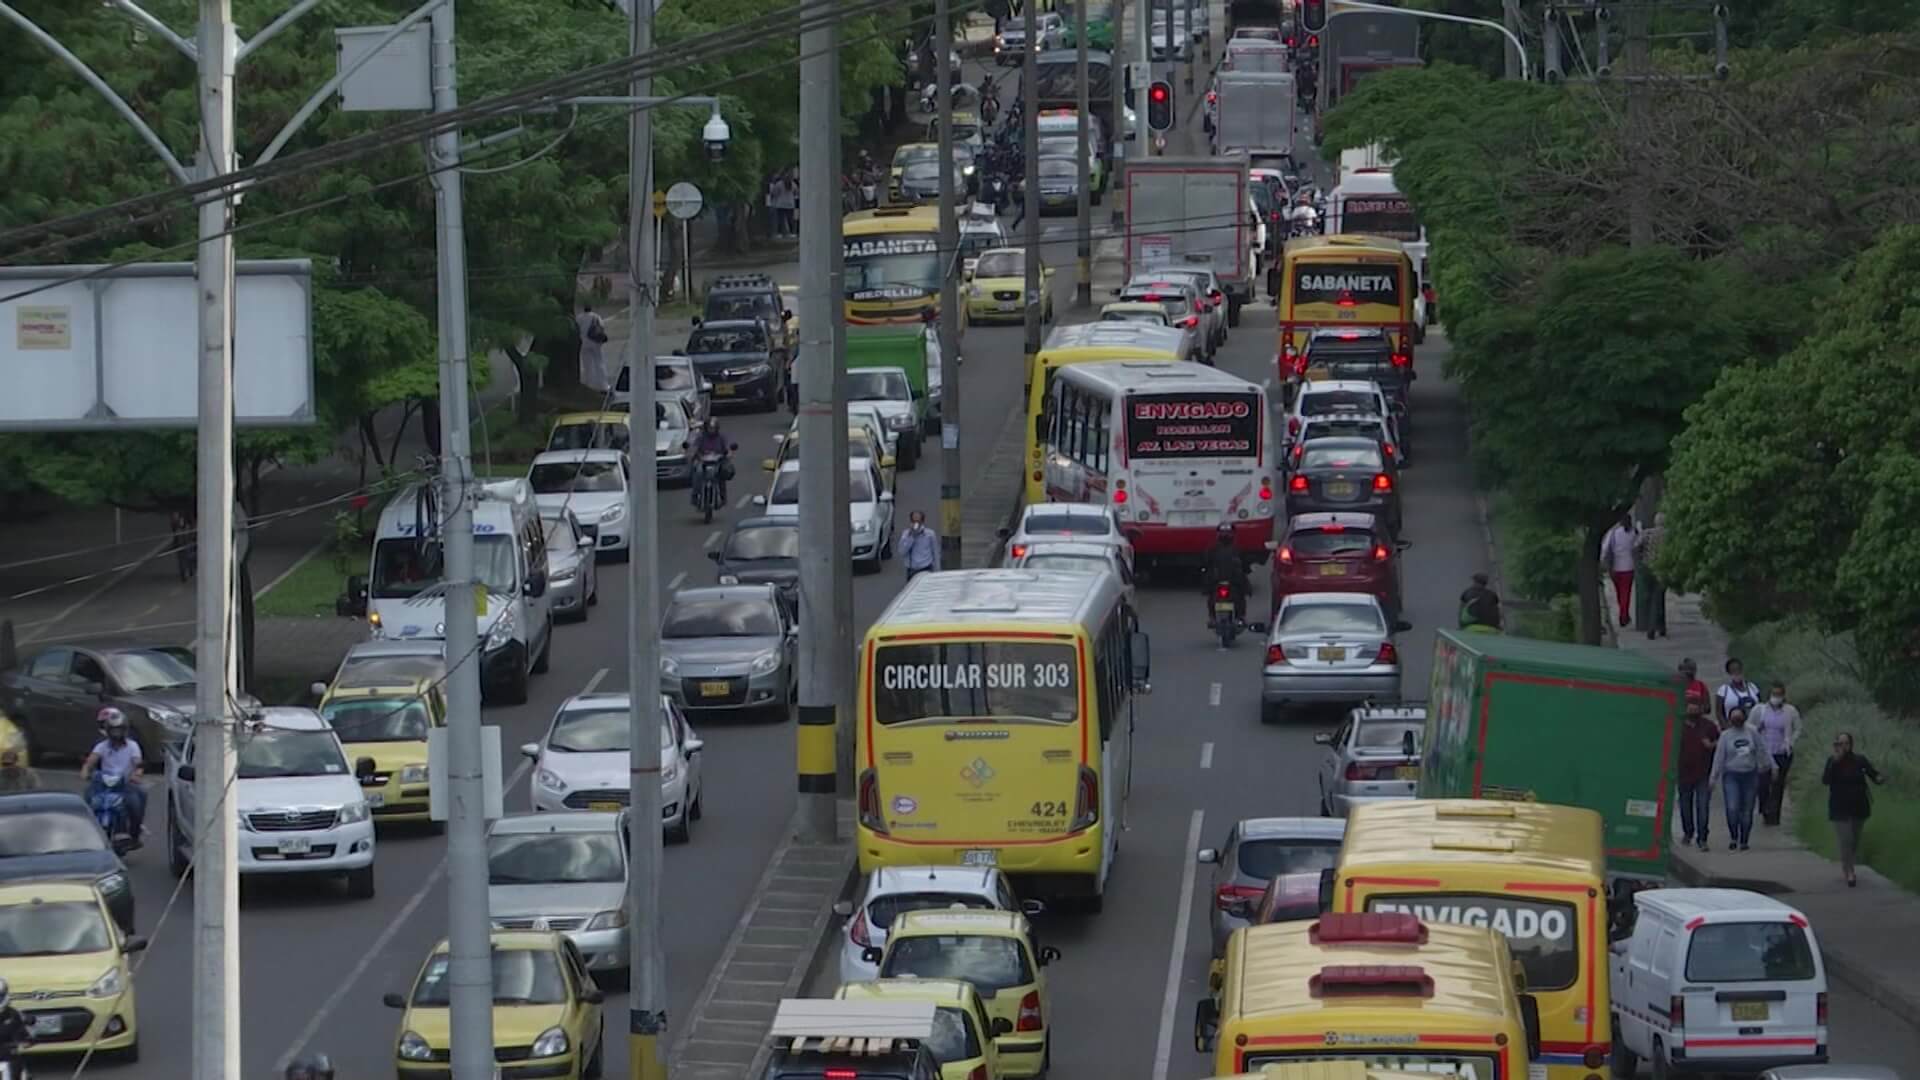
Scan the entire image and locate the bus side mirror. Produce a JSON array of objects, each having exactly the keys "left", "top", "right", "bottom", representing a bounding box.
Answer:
[
  {"left": 1317, "top": 868, "right": 1337, "bottom": 913},
  {"left": 1193, "top": 998, "right": 1219, "bottom": 1052},
  {"left": 1518, "top": 994, "right": 1543, "bottom": 1060}
]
